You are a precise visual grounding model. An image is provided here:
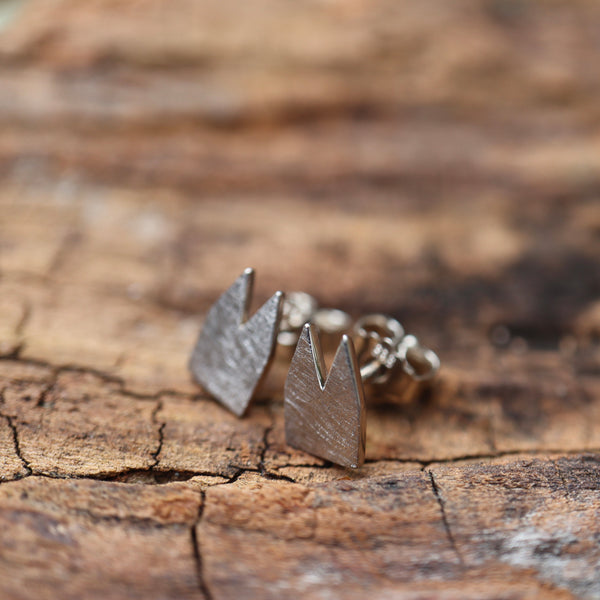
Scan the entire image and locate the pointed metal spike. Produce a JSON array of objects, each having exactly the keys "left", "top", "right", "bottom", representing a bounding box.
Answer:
[
  {"left": 304, "top": 323, "right": 327, "bottom": 390},
  {"left": 239, "top": 267, "right": 255, "bottom": 324},
  {"left": 189, "top": 271, "right": 284, "bottom": 416}
]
